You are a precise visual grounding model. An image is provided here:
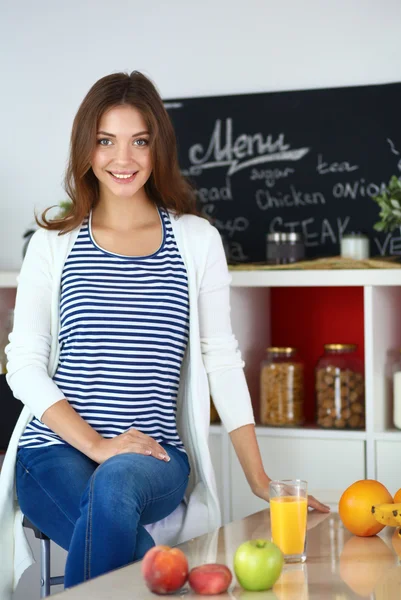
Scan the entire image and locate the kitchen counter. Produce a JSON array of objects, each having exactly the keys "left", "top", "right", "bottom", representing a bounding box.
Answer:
[{"left": 53, "top": 510, "right": 401, "bottom": 599}]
